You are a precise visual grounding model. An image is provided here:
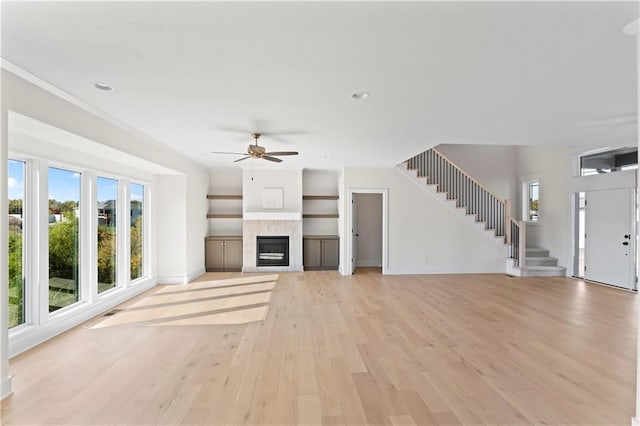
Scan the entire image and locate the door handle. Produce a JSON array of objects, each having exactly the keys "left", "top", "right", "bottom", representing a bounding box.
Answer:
[
  {"left": 623, "top": 242, "right": 629, "bottom": 246},
  {"left": 625, "top": 234, "right": 631, "bottom": 239}
]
